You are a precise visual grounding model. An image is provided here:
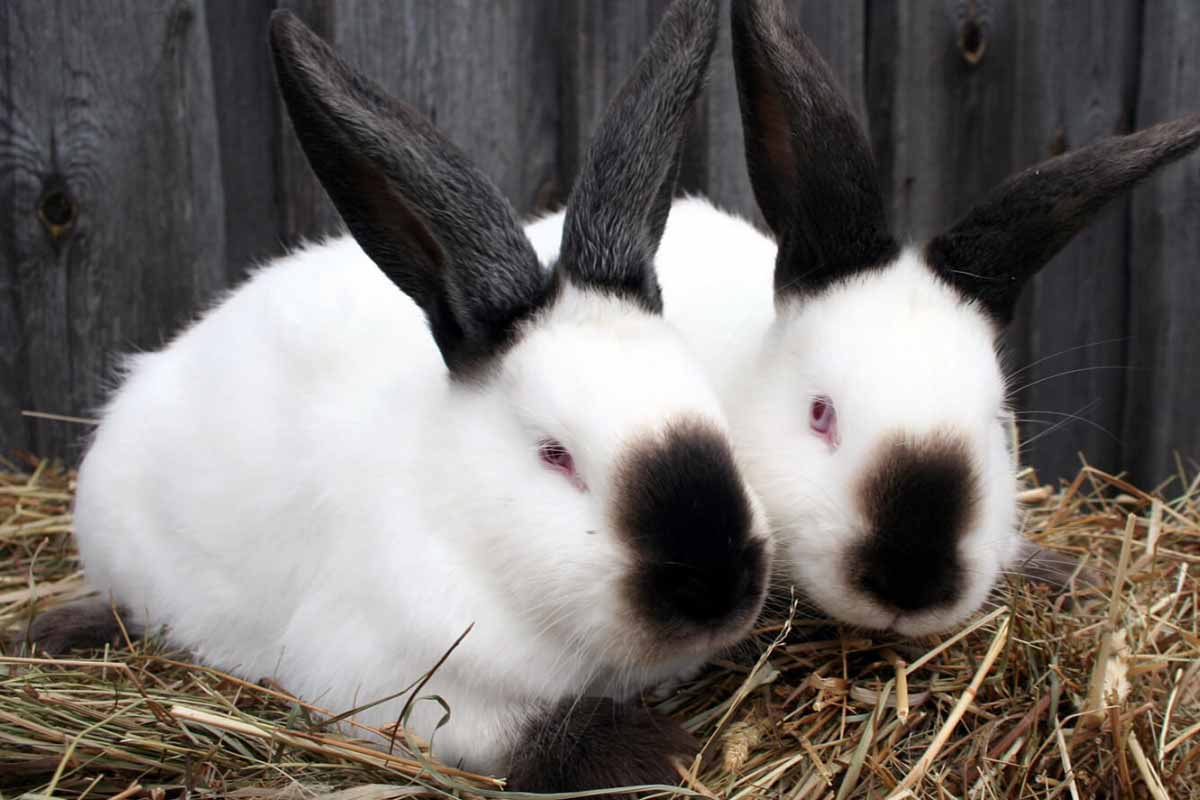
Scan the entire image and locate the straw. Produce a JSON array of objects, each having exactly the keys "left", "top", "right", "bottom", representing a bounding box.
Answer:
[{"left": 2, "top": 457, "right": 1198, "bottom": 798}]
